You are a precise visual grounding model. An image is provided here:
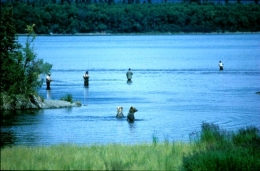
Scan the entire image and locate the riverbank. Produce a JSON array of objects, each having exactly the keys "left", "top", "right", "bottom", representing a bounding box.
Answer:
[{"left": 0, "top": 93, "right": 81, "bottom": 110}]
